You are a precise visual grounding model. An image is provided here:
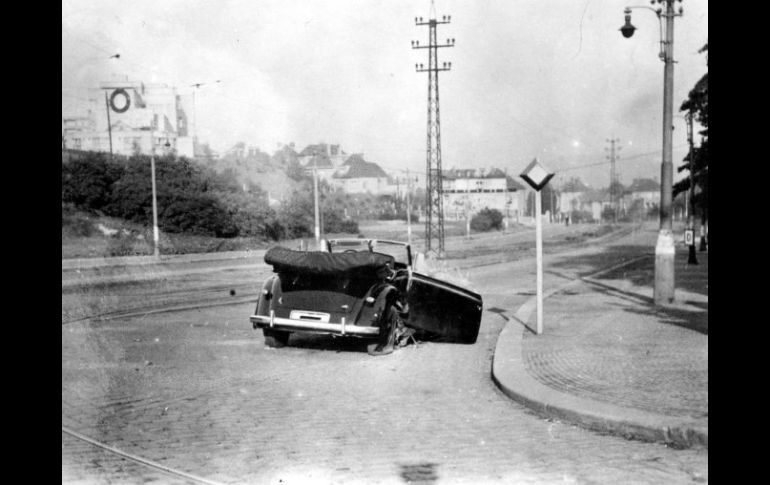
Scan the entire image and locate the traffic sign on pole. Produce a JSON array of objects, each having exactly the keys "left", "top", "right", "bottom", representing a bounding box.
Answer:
[{"left": 520, "top": 158, "right": 555, "bottom": 335}]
